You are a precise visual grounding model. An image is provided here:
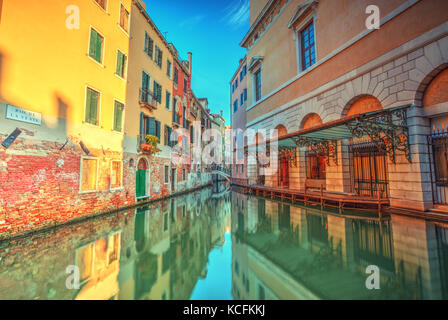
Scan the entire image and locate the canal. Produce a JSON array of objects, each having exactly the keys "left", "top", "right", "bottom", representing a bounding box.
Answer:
[{"left": 0, "top": 186, "right": 447, "bottom": 300}]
